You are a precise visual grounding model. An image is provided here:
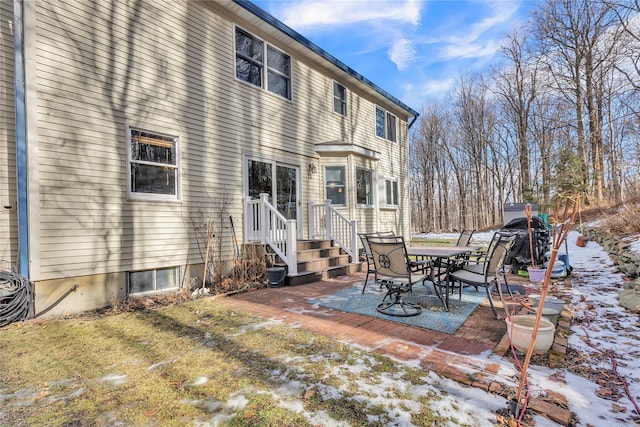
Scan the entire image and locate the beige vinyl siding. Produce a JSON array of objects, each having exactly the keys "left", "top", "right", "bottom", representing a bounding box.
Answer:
[
  {"left": 1, "top": 0, "right": 18, "bottom": 265},
  {"left": 31, "top": 0, "right": 227, "bottom": 279},
  {"left": 30, "top": 0, "right": 411, "bottom": 281}
]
